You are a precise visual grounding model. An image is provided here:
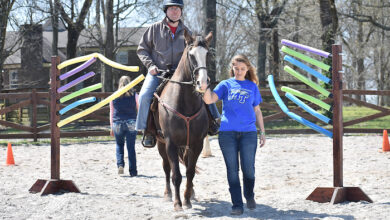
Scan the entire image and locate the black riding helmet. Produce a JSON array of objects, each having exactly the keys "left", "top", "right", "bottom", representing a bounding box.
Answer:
[{"left": 163, "top": 0, "right": 184, "bottom": 13}]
